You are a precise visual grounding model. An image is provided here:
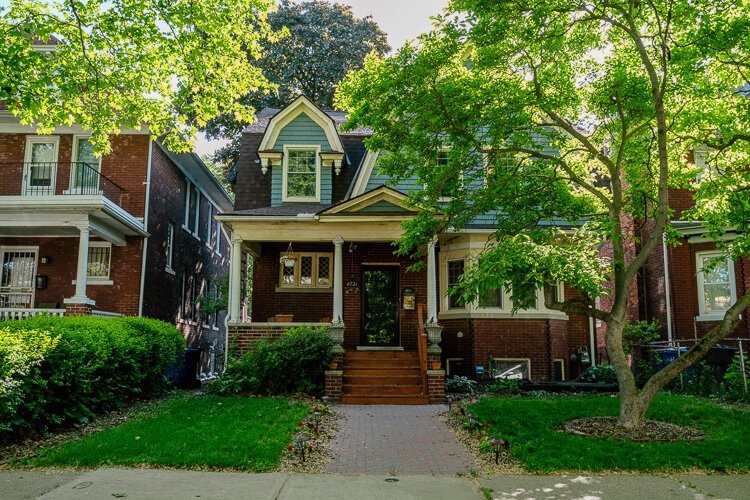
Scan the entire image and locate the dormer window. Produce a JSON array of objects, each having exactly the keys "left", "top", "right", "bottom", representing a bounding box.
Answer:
[{"left": 283, "top": 145, "right": 320, "bottom": 202}]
